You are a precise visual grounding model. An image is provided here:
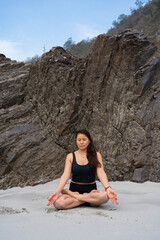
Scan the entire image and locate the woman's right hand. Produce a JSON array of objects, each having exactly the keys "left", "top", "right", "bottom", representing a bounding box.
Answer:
[{"left": 47, "top": 192, "right": 59, "bottom": 206}]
